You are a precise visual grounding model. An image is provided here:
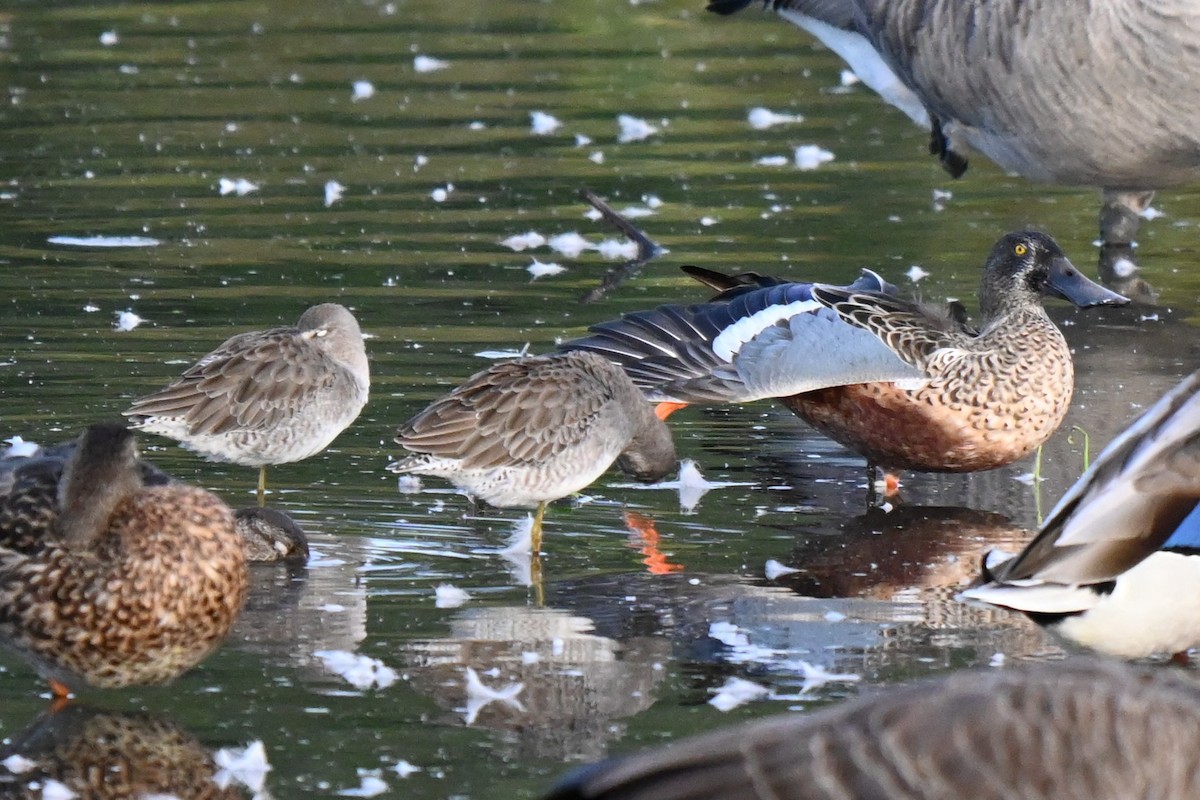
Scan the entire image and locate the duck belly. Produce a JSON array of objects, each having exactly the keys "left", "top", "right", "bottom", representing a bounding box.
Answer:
[
  {"left": 782, "top": 380, "right": 1062, "bottom": 472},
  {"left": 1052, "top": 552, "right": 1200, "bottom": 659}
]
